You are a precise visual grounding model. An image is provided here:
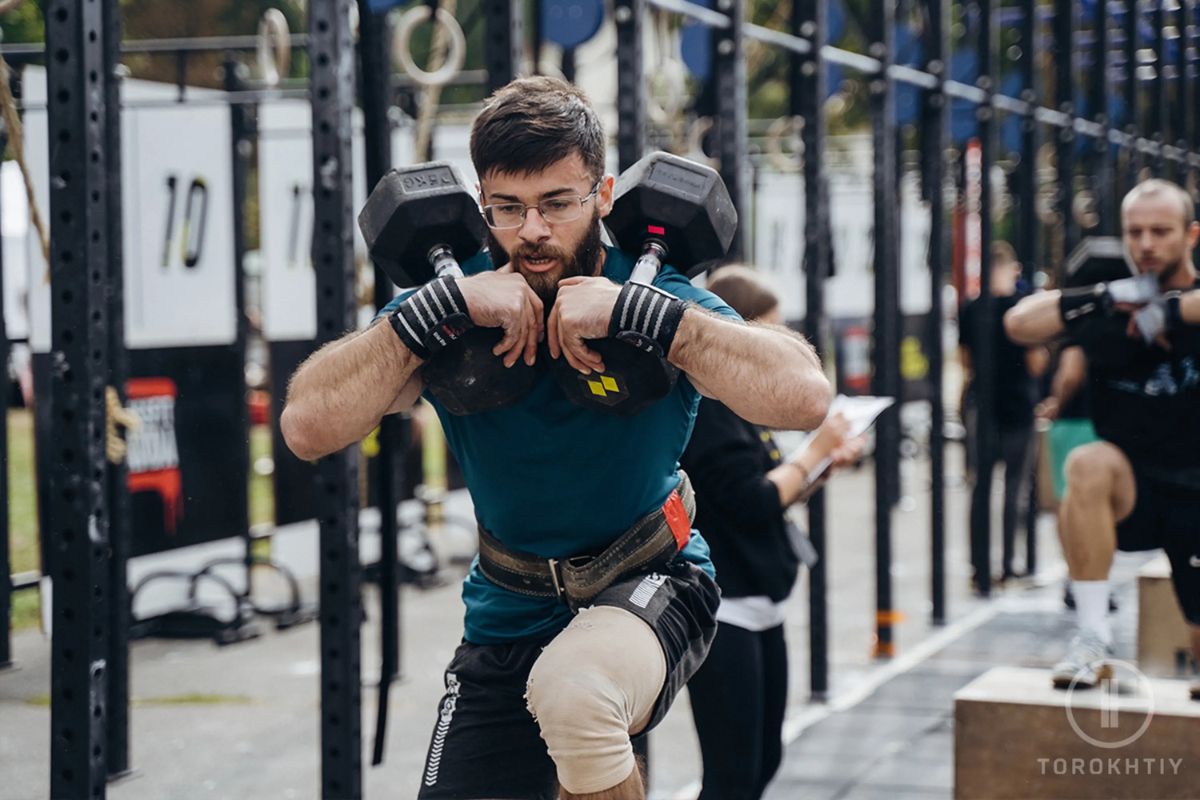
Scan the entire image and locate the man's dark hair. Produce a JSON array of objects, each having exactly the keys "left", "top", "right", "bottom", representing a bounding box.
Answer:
[{"left": 470, "top": 76, "right": 606, "bottom": 183}]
